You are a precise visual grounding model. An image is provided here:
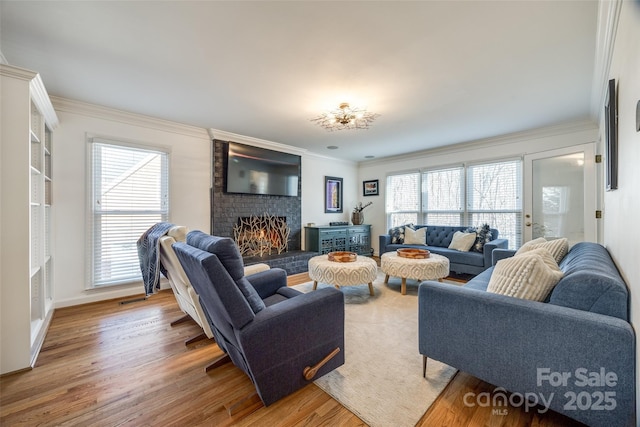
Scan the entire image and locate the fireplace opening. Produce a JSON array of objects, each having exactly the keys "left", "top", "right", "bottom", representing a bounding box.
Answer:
[{"left": 233, "top": 214, "right": 291, "bottom": 257}]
